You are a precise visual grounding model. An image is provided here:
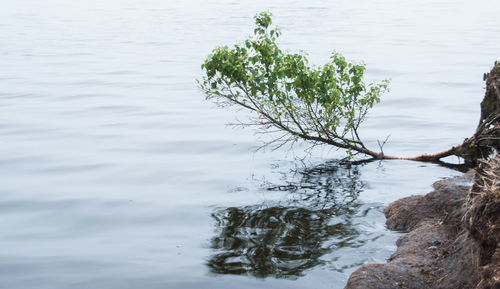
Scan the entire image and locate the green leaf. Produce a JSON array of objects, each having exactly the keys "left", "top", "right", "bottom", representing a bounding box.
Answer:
[{"left": 199, "top": 11, "right": 390, "bottom": 159}]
